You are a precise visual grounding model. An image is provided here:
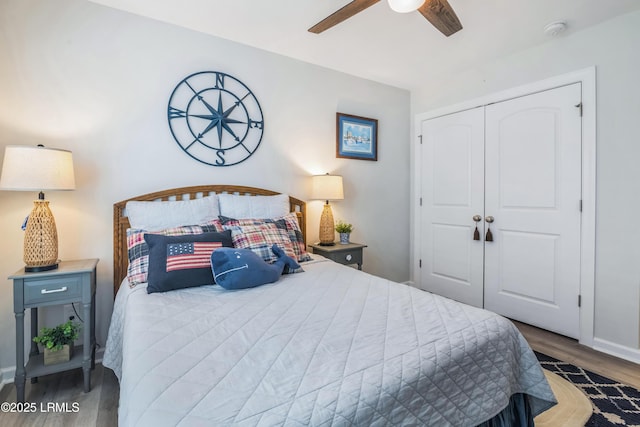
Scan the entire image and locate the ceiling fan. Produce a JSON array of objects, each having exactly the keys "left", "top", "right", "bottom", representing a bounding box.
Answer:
[{"left": 308, "top": 0, "right": 463, "bottom": 37}]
